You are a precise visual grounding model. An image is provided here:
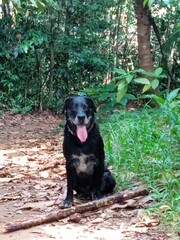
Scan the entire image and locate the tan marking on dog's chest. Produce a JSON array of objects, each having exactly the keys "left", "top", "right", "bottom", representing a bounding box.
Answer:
[{"left": 72, "top": 153, "right": 96, "bottom": 175}]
